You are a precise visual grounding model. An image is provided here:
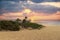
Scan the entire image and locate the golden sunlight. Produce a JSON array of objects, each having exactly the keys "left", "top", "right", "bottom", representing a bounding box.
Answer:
[{"left": 24, "top": 9, "right": 32, "bottom": 14}]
